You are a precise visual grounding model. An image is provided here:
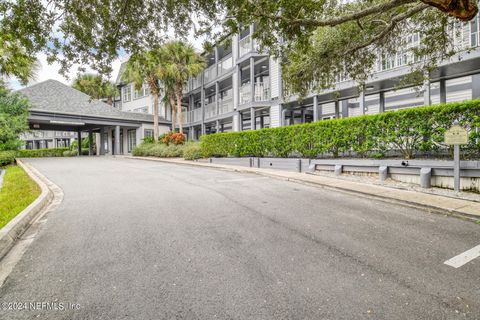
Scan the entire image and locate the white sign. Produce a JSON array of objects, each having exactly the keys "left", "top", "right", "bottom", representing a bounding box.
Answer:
[{"left": 444, "top": 125, "right": 468, "bottom": 145}]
